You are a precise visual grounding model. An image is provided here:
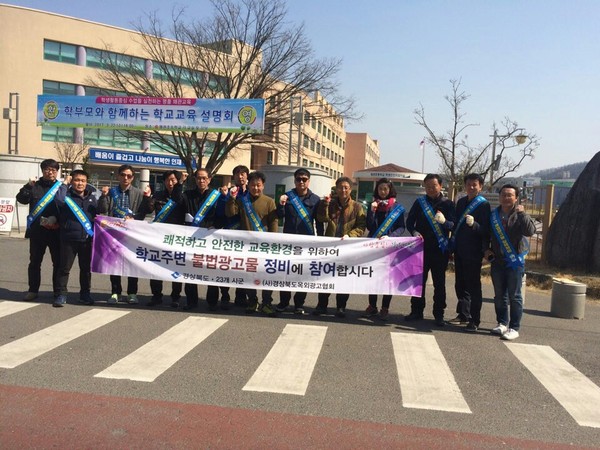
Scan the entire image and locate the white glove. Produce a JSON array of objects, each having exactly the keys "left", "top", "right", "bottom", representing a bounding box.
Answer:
[
  {"left": 280, "top": 194, "right": 288, "bottom": 205},
  {"left": 46, "top": 216, "right": 57, "bottom": 225},
  {"left": 184, "top": 213, "right": 194, "bottom": 223},
  {"left": 378, "top": 235, "right": 389, "bottom": 240},
  {"left": 342, "top": 234, "right": 349, "bottom": 240},
  {"left": 371, "top": 201, "right": 378, "bottom": 212},
  {"left": 230, "top": 186, "right": 238, "bottom": 198},
  {"left": 413, "top": 231, "right": 423, "bottom": 239},
  {"left": 434, "top": 211, "right": 446, "bottom": 224},
  {"left": 465, "top": 215, "right": 474, "bottom": 227}
]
